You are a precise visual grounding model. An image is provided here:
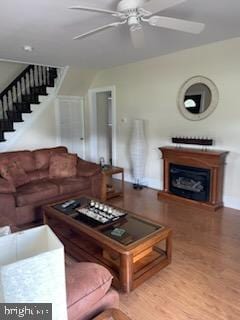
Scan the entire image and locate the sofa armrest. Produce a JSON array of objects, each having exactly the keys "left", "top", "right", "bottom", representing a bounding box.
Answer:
[
  {"left": 0, "top": 178, "right": 16, "bottom": 193},
  {"left": 90, "top": 172, "right": 103, "bottom": 200},
  {"left": 77, "top": 159, "right": 101, "bottom": 177}
]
